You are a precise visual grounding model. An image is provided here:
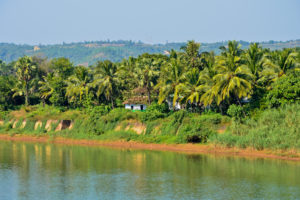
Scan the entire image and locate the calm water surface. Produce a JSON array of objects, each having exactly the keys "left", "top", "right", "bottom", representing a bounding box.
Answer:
[{"left": 0, "top": 140, "right": 299, "bottom": 200}]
